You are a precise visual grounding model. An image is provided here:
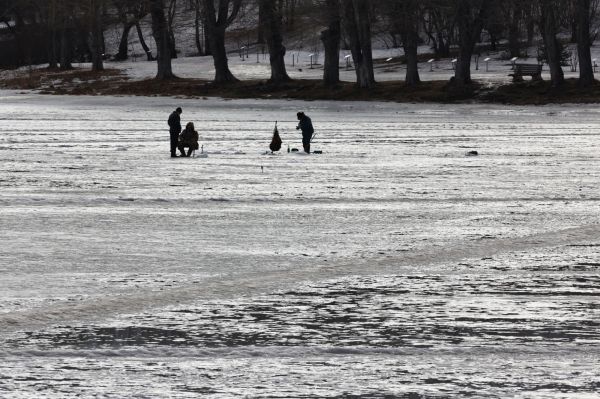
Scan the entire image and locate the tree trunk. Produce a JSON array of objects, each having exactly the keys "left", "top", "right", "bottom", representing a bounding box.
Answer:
[
  {"left": 167, "top": 0, "right": 177, "bottom": 58},
  {"left": 48, "top": 29, "right": 59, "bottom": 68},
  {"left": 489, "top": 33, "right": 498, "bottom": 51},
  {"left": 60, "top": 26, "right": 73, "bottom": 70},
  {"left": 453, "top": 0, "right": 488, "bottom": 87},
  {"left": 136, "top": 22, "right": 154, "bottom": 61},
  {"left": 207, "top": 25, "right": 238, "bottom": 82},
  {"left": 114, "top": 2, "right": 133, "bottom": 61},
  {"left": 90, "top": 0, "right": 104, "bottom": 71},
  {"left": 508, "top": 5, "right": 521, "bottom": 57},
  {"left": 341, "top": 0, "right": 375, "bottom": 88},
  {"left": 404, "top": 29, "right": 420, "bottom": 86},
  {"left": 116, "top": 22, "right": 135, "bottom": 60},
  {"left": 257, "top": 1, "right": 265, "bottom": 44},
  {"left": 401, "top": 0, "right": 421, "bottom": 86},
  {"left": 439, "top": 38, "right": 451, "bottom": 57},
  {"left": 48, "top": 0, "right": 58, "bottom": 68},
  {"left": 321, "top": 0, "right": 341, "bottom": 87},
  {"left": 101, "top": 29, "right": 106, "bottom": 55},
  {"left": 150, "top": 0, "right": 175, "bottom": 79},
  {"left": 540, "top": 0, "right": 564, "bottom": 87},
  {"left": 204, "top": 15, "right": 212, "bottom": 55},
  {"left": 577, "top": 0, "right": 594, "bottom": 86},
  {"left": 168, "top": 29, "right": 177, "bottom": 58},
  {"left": 427, "top": 7, "right": 453, "bottom": 58},
  {"left": 259, "top": 0, "right": 290, "bottom": 83},
  {"left": 202, "top": 0, "right": 243, "bottom": 83},
  {"left": 194, "top": 0, "right": 203, "bottom": 55}
]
